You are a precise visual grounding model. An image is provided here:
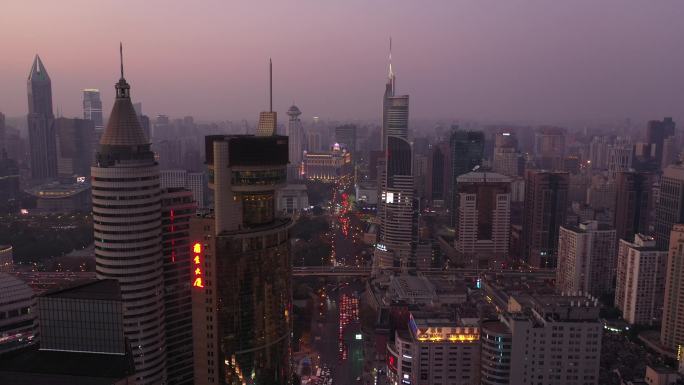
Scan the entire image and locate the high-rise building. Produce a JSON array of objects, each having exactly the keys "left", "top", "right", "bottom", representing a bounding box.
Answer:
[
  {"left": 556, "top": 221, "right": 617, "bottom": 298},
  {"left": 646, "top": 117, "right": 675, "bottom": 168},
  {"left": 83, "top": 89, "right": 104, "bottom": 130},
  {"left": 614, "top": 171, "right": 654, "bottom": 243},
  {"left": 27, "top": 54, "right": 57, "bottom": 180},
  {"left": 387, "top": 312, "right": 480, "bottom": 385},
  {"left": 655, "top": 164, "right": 684, "bottom": 249},
  {"left": 606, "top": 140, "right": 633, "bottom": 178},
  {"left": 286, "top": 104, "right": 305, "bottom": 175},
  {"left": 661, "top": 224, "right": 684, "bottom": 351},
  {"left": 504, "top": 294, "right": 602, "bottom": 385},
  {"left": 381, "top": 39, "right": 409, "bottom": 150},
  {"left": 449, "top": 129, "right": 485, "bottom": 226},
  {"left": 454, "top": 171, "right": 511, "bottom": 265},
  {"left": 53, "top": 117, "right": 95, "bottom": 178},
  {"left": 256, "top": 59, "right": 277, "bottom": 137},
  {"left": 492, "top": 132, "right": 521, "bottom": 177},
  {"left": 480, "top": 320, "right": 512, "bottom": 385},
  {"left": 160, "top": 169, "right": 207, "bottom": 208},
  {"left": 161, "top": 189, "right": 196, "bottom": 385},
  {"left": 534, "top": 126, "right": 566, "bottom": 170},
  {"left": 426, "top": 142, "right": 450, "bottom": 206},
  {"left": 91, "top": 51, "right": 166, "bottom": 385},
  {"left": 335, "top": 124, "right": 357, "bottom": 153},
  {"left": 193, "top": 134, "right": 291, "bottom": 385},
  {"left": 375, "top": 136, "right": 414, "bottom": 271},
  {"left": 522, "top": 170, "right": 569, "bottom": 267},
  {"left": 614, "top": 234, "right": 667, "bottom": 326},
  {"left": 589, "top": 135, "right": 610, "bottom": 170}
]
